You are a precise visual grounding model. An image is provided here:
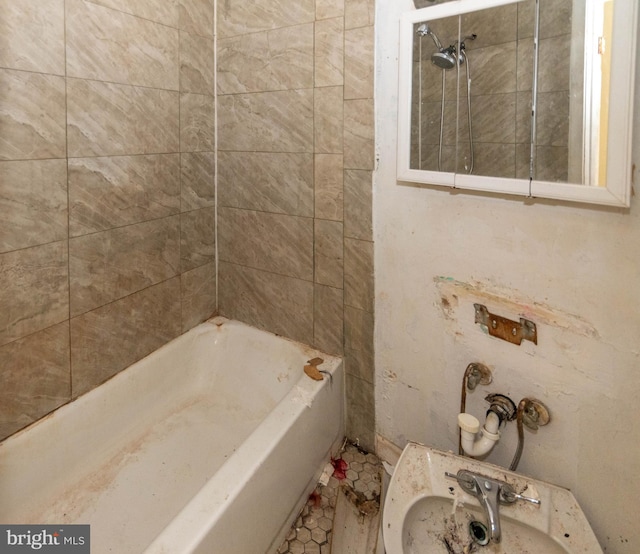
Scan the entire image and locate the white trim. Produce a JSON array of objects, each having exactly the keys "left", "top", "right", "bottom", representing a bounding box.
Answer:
[{"left": 397, "top": 0, "right": 637, "bottom": 208}]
